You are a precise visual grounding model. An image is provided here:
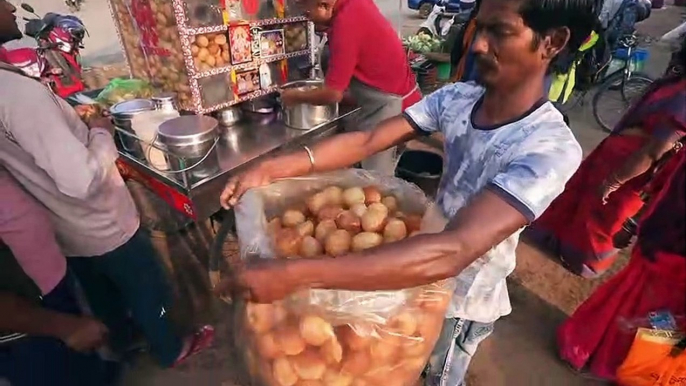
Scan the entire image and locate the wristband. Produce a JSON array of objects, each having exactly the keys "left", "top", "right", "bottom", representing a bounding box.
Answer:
[
  {"left": 621, "top": 217, "right": 638, "bottom": 234},
  {"left": 302, "top": 145, "right": 315, "bottom": 173}
]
